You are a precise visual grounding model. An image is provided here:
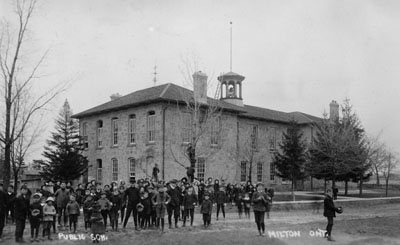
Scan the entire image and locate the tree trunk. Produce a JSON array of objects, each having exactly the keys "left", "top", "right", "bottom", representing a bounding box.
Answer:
[
  {"left": 359, "top": 176, "right": 363, "bottom": 197},
  {"left": 291, "top": 178, "right": 296, "bottom": 201},
  {"left": 344, "top": 180, "right": 348, "bottom": 196},
  {"left": 248, "top": 164, "right": 252, "bottom": 183},
  {"left": 4, "top": 144, "right": 11, "bottom": 190},
  {"left": 324, "top": 179, "right": 327, "bottom": 191},
  {"left": 310, "top": 176, "right": 313, "bottom": 191},
  {"left": 13, "top": 170, "right": 19, "bottom": 194},
  {"left": 385, "top": 177, "right": 389, "bottom": 197},
  {"left": 376, "top": 172, "right": 380, "bottom": 185}
]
